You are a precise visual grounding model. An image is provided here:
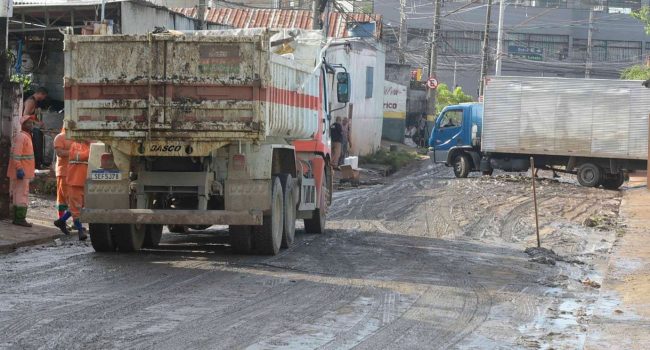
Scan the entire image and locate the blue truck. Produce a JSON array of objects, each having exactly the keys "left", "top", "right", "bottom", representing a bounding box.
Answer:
[{"left": 428, "top": 77, "right": 649, "bottom": 189}]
